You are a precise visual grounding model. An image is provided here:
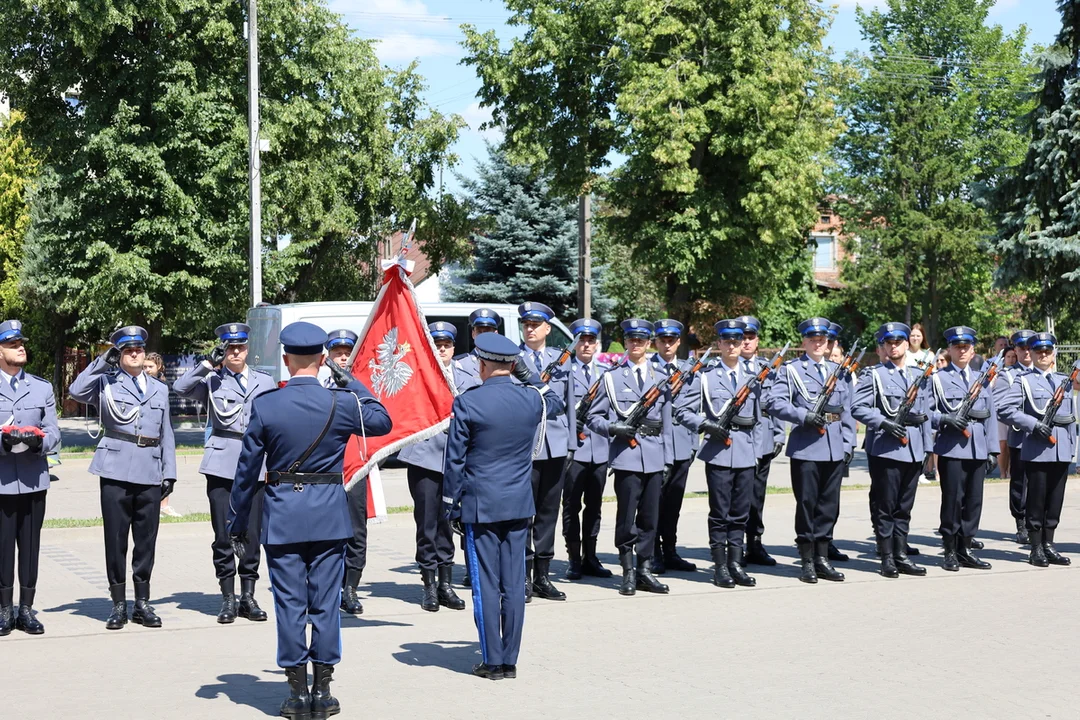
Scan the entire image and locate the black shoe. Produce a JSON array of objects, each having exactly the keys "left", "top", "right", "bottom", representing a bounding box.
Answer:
[
  {"left": 956, "top": 537, "right": 991, "bottom": 570},
  {"left": 827, "top": 541, "right": 849, "bottom": 562},
  {"left": 1029, "top": 530, "right": 1049, "bottom": 567},
  {"left": 581, "top": 539, "right": 613, "bottom": 578},
  {"left": 969, "top": 538, "right": 984, "bottom": 550},
  {"left": 238, "top": 578, "right": 268, "bottom": 621},
  {"left": 0, "top": 587, "right": 13, "bottom": 636},
  {"left": 565, "top": 551, "right": 582, "bottom": 580},
  {"left": 12, "top": 588, "right": 42, "bottom": 634},
  {"left": 1044, "top": 528, "right": 1071, "bottom": 566},
  {"left": 501, "top": 664, "right": 517, "bottom": 679},
  {"left": 437, "top": 565, "right": 466, "bottom": 610},
  {"left": 635, "top": 557, "right": 669, "bottom": 594},
  {"left": 106, "top": 600, "right": 128, "bottom": 630},
  {"left": 797, "top": 542, "right": 817, "bottom": 584},
  {"left": 532, "top": 558, "right": 566, "bottom": 601},
  {"left": 420, "top": 568, "right": 439, "bottom": 612},
  {"left": 663, "top": 552, "right": 698, "bottom": 573},
  {"left": 814, "top": 541, "right": 845, "bottom": 581},
  {"left": 650, "top": 554, "right": 667, "bottom": 575},
  {"left": 340, "top": 570, "right": 364, "bottom": 615},
  {"left": 745, "top": 536, "right": 777, "bottom": 567},
  {"left": 1016, "top": 518, "right": 1030, "bottom": 545},
  {"left": 711, "top": 546, "right": 735, "bottom": 588},
  {"left": 472, "top": 663, "right": 504, "bottom": 681},
  {"left": 132, "top": 599, "right": 162, "bottom": 628},
  {"left": 942, "top": 535, "right": 960, "bottom": 572},
  {"left": 461, "top": 560, "right": 471, "bottom": 588},
  {"left": 877, "top": 539, "right": 898, "bottom": 578},
  {"left": 525, "top": 559, "right": 533, "bottom": 604},
  {"left": 894, "top": 535, "right": 926, "bottom": 576},
  {"left": 217, "top": 578, "right": 237, "bottom": 624},
  {"left": 727, "top": 546, "right": 756, "bottom": 587},
  {"left": 281, "top": 663, "right": 312, "bottom": 720},
  {"left": 618, "top": 551, "right": 636, "bottom": 596},
  {"left": 310, "top": 662, "right": 340, "bottom": 719},
  {"left": 905, "top": 544, "right": 921, "bottom": 556}
]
